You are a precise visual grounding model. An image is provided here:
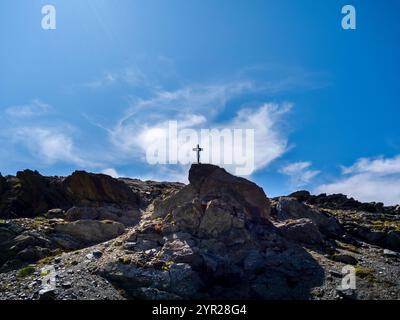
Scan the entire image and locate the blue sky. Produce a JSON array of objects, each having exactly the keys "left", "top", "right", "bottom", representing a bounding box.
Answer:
[{"left": 1, "top": 0, "right": 400, "bottom": 204}]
